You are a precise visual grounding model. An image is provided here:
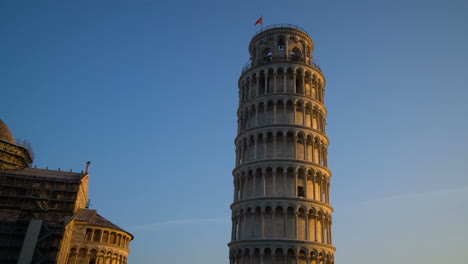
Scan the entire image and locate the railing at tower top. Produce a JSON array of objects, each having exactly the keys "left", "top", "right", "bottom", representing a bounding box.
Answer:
[
  {"left": 242, "top": 58, "right": 322, "bottom": 73},
  {"left": 252, "top": 24, "right": 311, "bottom": 39}
]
